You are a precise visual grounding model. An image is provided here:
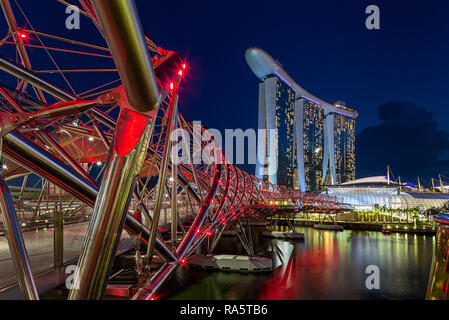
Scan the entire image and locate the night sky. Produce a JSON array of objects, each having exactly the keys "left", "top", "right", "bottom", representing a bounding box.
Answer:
[{"left": 1, "top": 0, "right": 449, "bottom": 184}]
